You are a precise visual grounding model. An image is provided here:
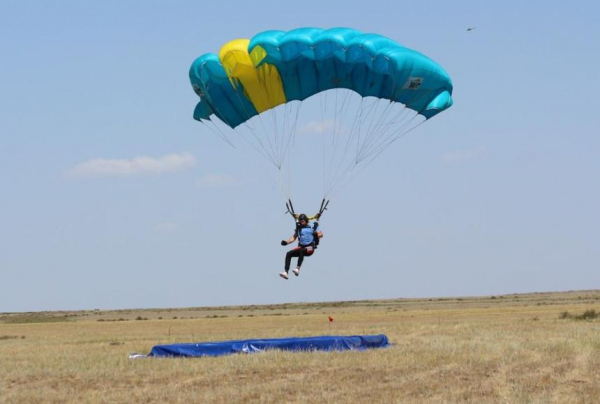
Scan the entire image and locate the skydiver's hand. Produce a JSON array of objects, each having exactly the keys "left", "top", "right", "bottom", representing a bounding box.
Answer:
[{"left": 281, "top": 240, "right": 288, "bottom": 246}]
